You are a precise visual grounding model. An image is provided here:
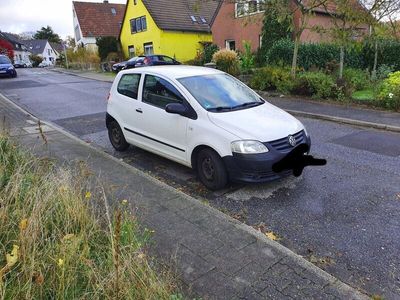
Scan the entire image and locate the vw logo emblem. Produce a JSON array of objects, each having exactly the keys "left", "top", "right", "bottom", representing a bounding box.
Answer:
[{"left": 288, "top": 135, "right": 296, "bottom": 147}]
